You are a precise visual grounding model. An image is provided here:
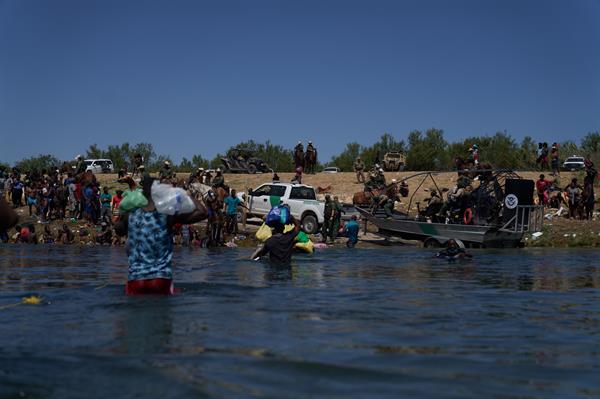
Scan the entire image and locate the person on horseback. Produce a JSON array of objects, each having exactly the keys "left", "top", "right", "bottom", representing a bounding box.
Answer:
[
  {"left": 132, "top": 153, "right": 144, "bottom": 177},
  {"left": 159, "top": 161, "right": 175, "bottom": 183},
  {"left": 212, "top": 168, "right": 226, "bottom": 190},
  {"left": 305, "top": 141, "right": 317, "bottom": 174},
  {"left": 354, "top": 157, "right": 365, "bottom": 183},
  {"left": 294, "top": 141, "right": 304, "bottom": 169},
  {"left": 75, "top": 155, "right": 86, "bottom": 175},
  {"left": 203, "top": 170, "right": 212, "bottom": 185},
  {"left": 187, "top": 167, "right": 203, "bottom": 185}
]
